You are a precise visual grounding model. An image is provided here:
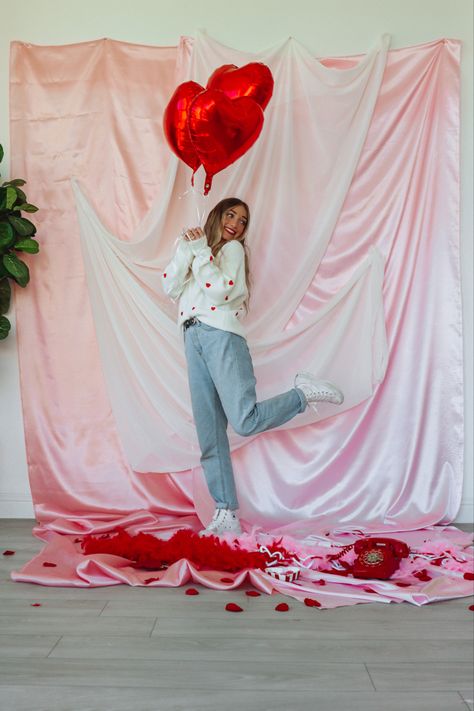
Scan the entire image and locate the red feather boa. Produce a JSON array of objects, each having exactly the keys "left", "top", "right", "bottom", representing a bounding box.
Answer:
[{"left": 81, "top": 528, "right": 292, "bottom": 572}]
